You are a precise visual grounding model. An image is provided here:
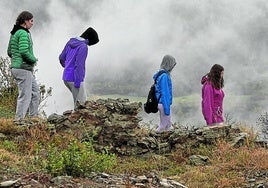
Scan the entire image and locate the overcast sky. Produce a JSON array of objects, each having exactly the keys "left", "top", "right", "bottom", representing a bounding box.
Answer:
[{"left": 0, "top": 0, "right": 268, "bottom": 125}]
